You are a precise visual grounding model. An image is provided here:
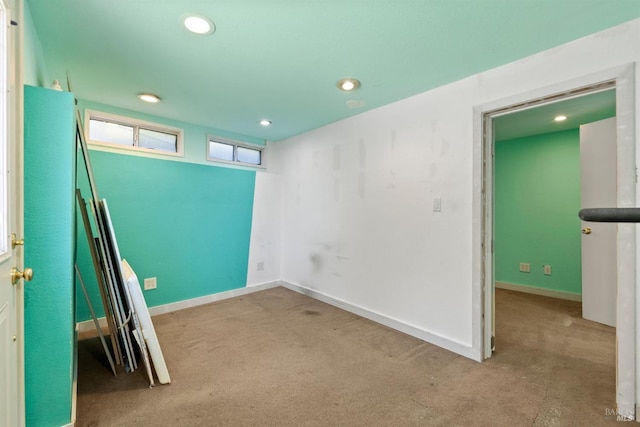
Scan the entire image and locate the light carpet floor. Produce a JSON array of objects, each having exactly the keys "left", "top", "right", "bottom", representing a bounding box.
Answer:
[{"left": 76, "top": 287, "right": 616, "bottom": 426}]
